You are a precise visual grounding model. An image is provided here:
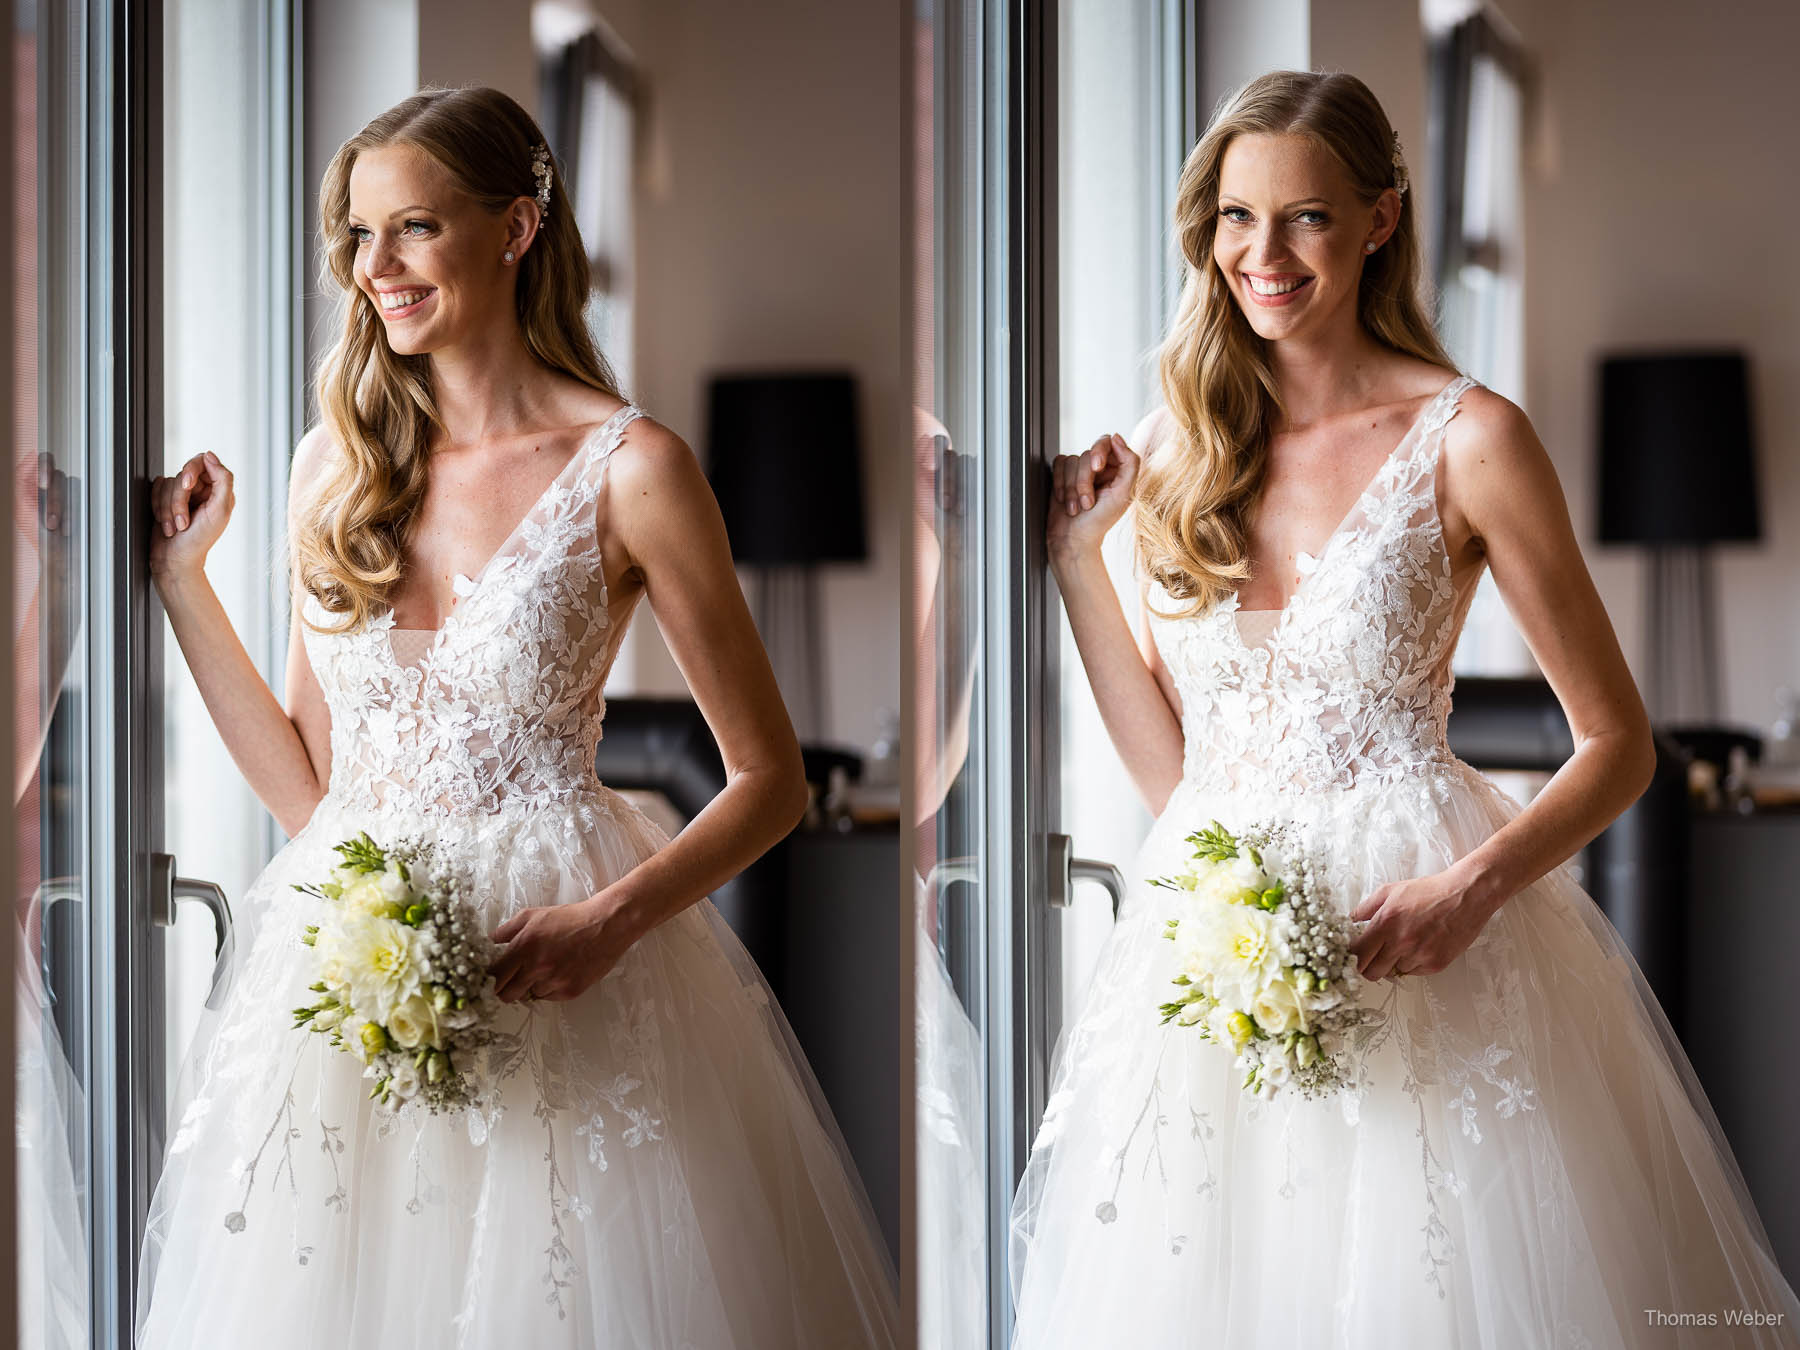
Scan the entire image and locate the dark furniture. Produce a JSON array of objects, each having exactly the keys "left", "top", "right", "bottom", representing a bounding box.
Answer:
[
  {"left": 1446, "top": 676, "right": 1691, "bottom": 1027},
  {"left": 593, "top": 696, "right": 900, "bottom": 1265},
  {"left": 1683, "top": 811, "right": 1800, "bottom": 1286}
]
